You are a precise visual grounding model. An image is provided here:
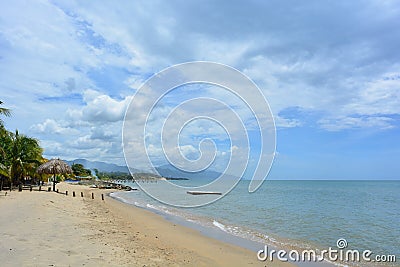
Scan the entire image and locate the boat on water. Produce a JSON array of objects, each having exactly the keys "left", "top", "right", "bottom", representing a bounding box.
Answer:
[{"left": 187, "top": 191, "right": 222, "bottom": 195}]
